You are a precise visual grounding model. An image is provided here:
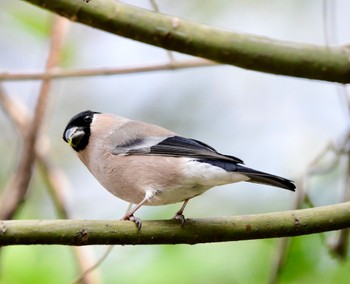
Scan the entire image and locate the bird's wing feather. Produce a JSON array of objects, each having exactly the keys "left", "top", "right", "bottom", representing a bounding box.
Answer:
[
  {"left": 111, "top": 135, "right": 244, "bottom": 163},
  {"left": 110, "top": 135, "right": 296, "bottom": 191}
]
